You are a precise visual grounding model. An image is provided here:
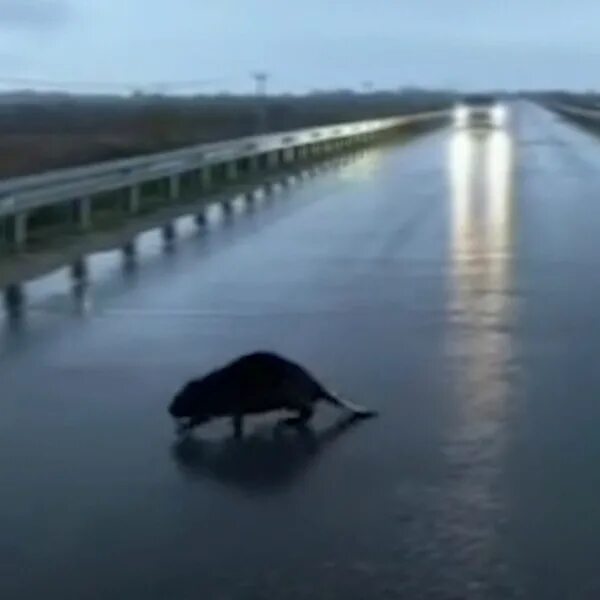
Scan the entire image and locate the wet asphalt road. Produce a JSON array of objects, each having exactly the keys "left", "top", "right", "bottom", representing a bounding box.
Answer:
[{"left": 3, "top": 103, "right": 600, "bottom": 599}]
